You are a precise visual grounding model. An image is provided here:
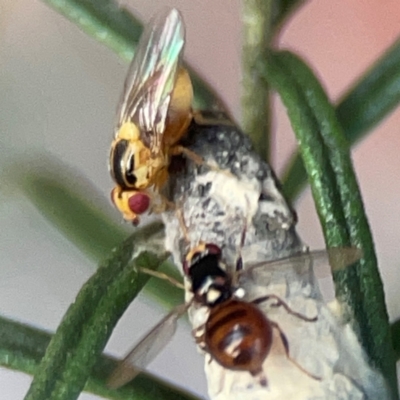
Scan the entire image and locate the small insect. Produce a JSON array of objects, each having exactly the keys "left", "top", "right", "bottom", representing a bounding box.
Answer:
[
  {"left": 107, "top": 246, "right": 362, "bottom": 388},
  {"left": 109, "top": 8, "right": 194, "bottom": 225}
]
